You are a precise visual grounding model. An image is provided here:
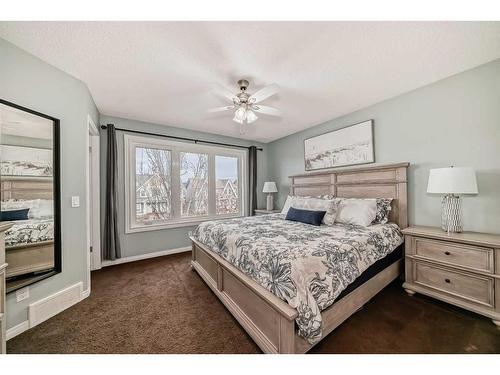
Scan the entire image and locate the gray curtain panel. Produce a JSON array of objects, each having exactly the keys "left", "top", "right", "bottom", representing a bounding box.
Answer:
[
  {"left": 102, "top": 124, "right": 121, "bottom": 260},
  {"left": 248, "top": 146, "right": 258, "bottom": 216}
]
